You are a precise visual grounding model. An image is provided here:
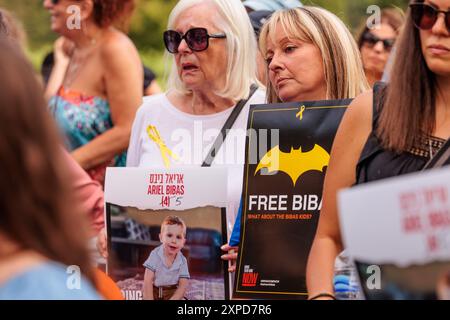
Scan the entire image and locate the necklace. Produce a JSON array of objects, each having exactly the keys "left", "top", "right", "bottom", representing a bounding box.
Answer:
[
  {"left": 63, "top": 57, "right": 82, "bottom": 88},
  {"left": 63, "top": 30, "right": 100, "bottom": 88}
]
